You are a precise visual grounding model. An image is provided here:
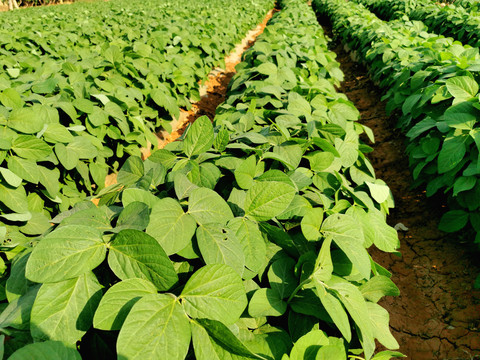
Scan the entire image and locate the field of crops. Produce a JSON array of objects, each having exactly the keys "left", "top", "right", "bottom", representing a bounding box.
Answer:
[{"left": 0, "top": 0, "right": 479, "bottom": 359}]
